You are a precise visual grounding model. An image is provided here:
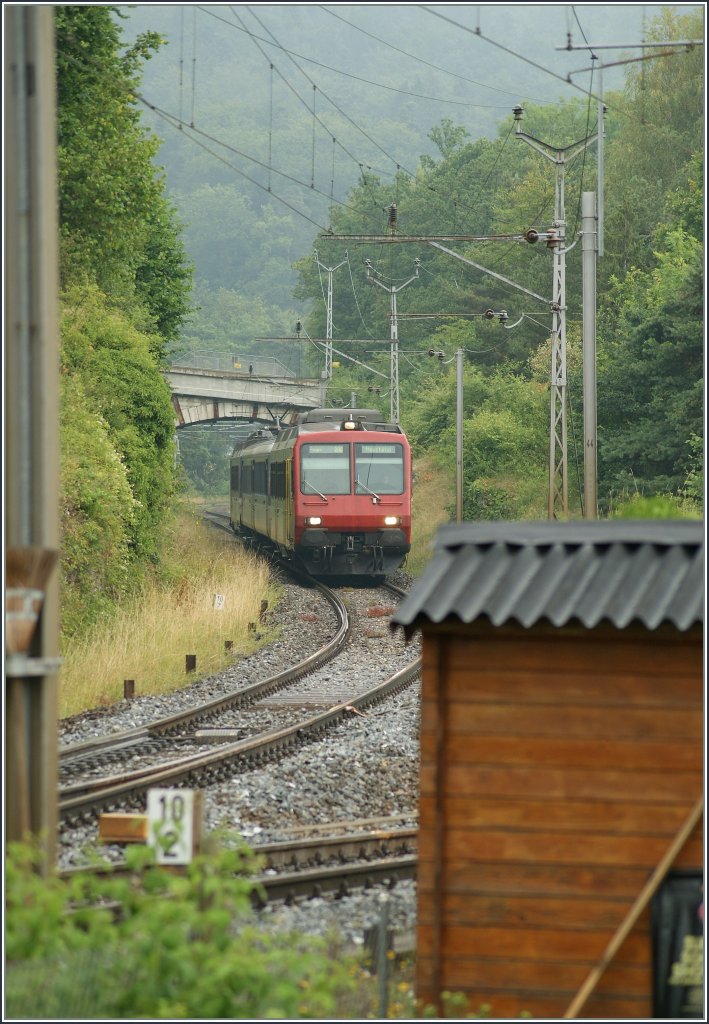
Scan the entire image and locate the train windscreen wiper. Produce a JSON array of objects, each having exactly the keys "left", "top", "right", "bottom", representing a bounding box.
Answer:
[
  {"left": 355, "top": 476, "right": 381, "bottom": 502},
  {"left": 303, "top": 480, "right": 329, "bottom": 501}
]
